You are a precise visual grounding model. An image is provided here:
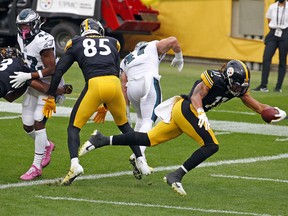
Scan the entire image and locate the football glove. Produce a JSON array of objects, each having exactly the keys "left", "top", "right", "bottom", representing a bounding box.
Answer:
[
  {"left": 271, "top": 107, "right": 286, "bottom": 123},
  {"left": 171, "top": 51, "right": 184, "bottom": 72},
  {"left": 93, "top": 104, "right": 108, "bottom": 124},
  {"left": 63, "top": 84, "right": 73, "bottom": 94},
  {"left": 10, "top": 72, "right": 32, "bottom": 88},
  {"left": 197, "top": 108, "right": 210, "bottom": 130},
  {"left": 42, "top": 97, "right": 56, "bottom": 118}
]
